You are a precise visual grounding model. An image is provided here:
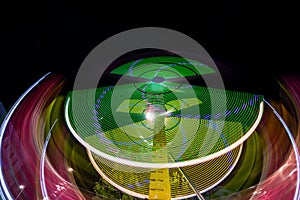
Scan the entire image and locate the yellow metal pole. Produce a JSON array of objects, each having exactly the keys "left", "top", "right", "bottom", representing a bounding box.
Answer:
[{"left": 147, "top": 100, "right": 172, "bottom": 200}]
